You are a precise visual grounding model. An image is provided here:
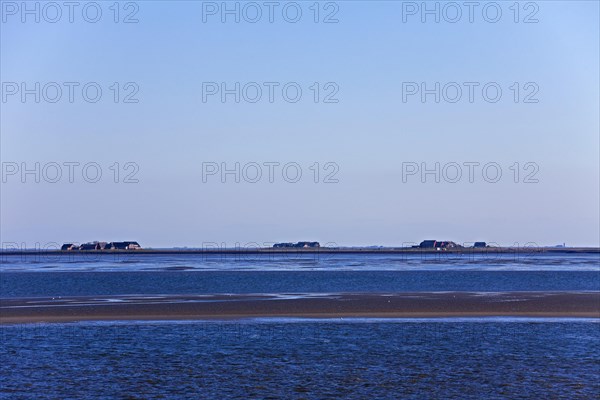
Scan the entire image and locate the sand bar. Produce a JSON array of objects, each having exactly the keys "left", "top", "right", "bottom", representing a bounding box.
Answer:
[{"left": 1, "top": 292, "right": 598, "bottom": 324}]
